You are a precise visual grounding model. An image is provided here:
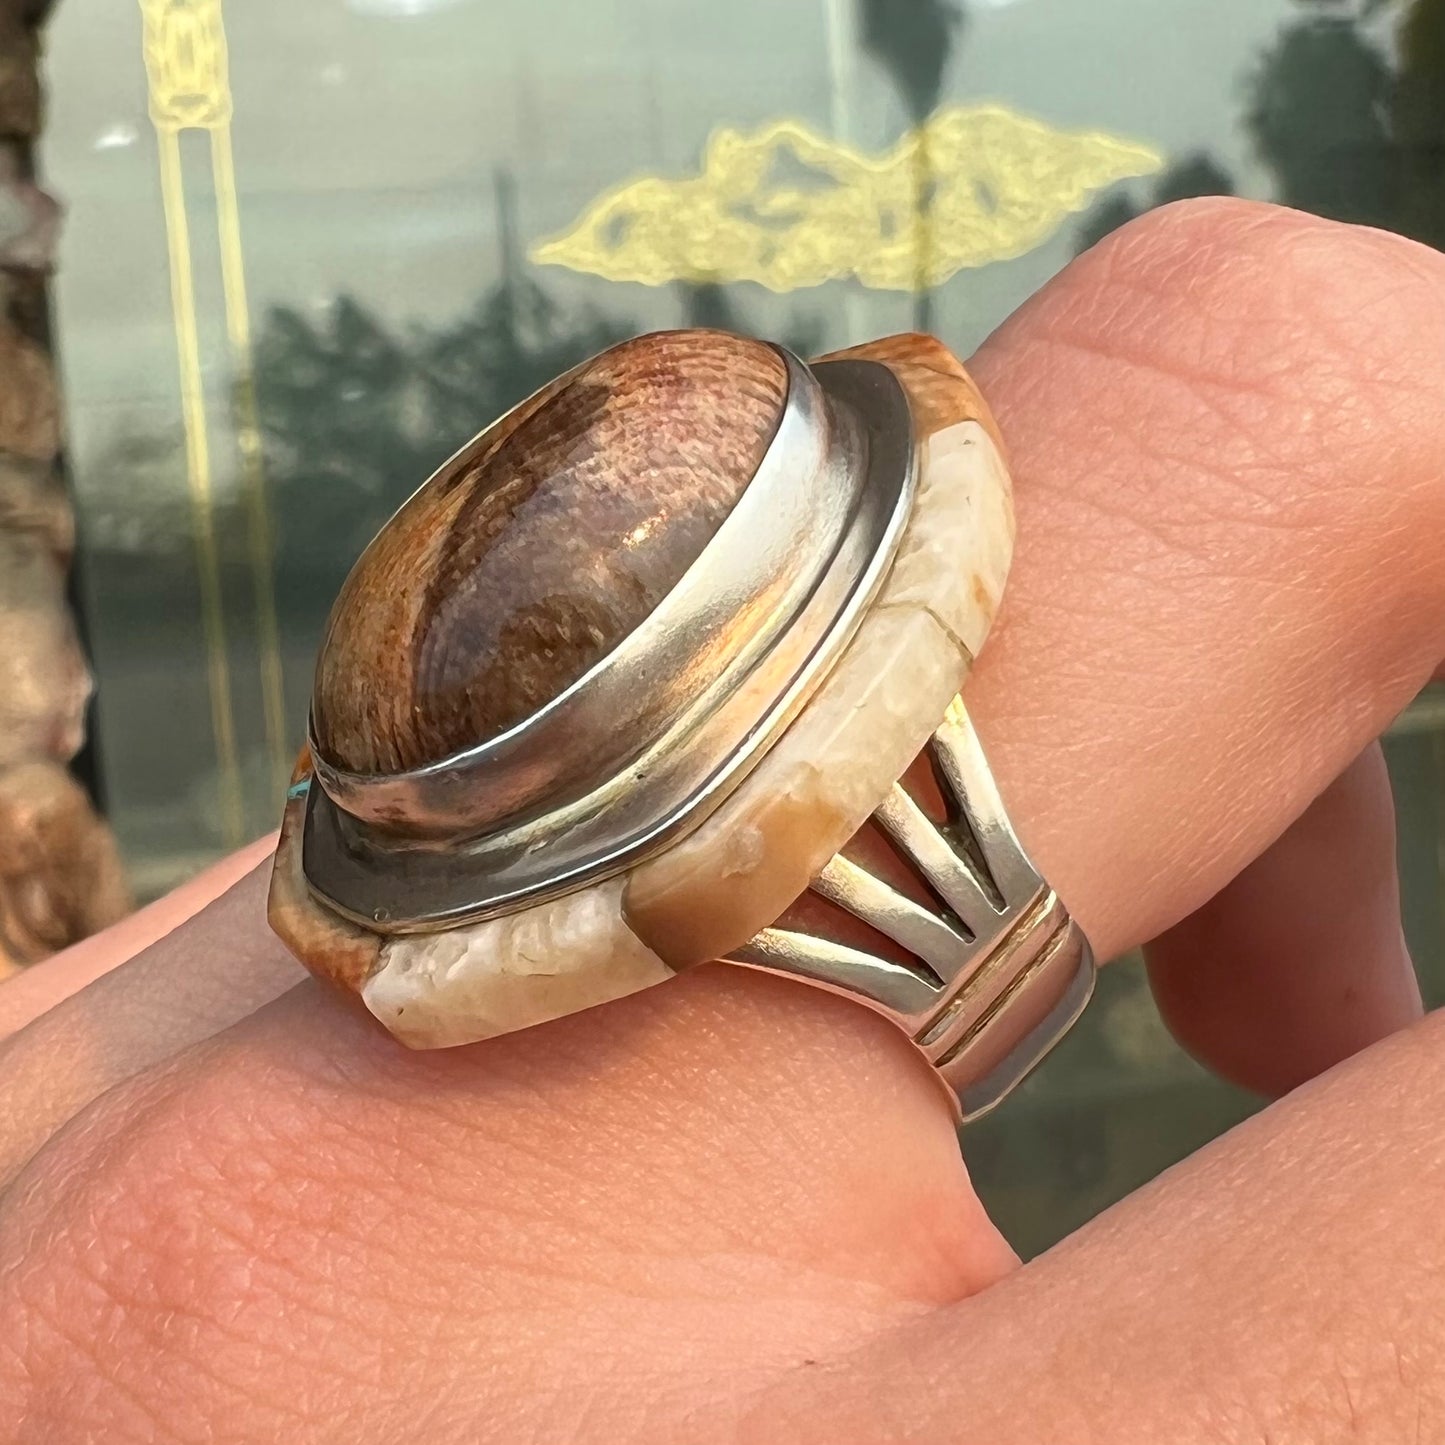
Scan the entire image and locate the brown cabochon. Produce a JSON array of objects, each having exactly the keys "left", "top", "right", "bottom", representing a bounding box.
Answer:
[{"left": 311, "top": 330, "right": 788, "bottom": 778}]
